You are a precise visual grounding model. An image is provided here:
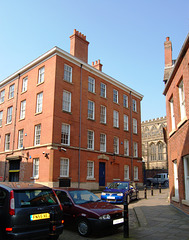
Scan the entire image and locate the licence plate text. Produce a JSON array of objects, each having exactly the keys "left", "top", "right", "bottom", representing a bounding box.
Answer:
[
  {"left": 30, "top": 213, "right": 50, "bottom": 221},
  {"left": 113, "top": 218, "right": 124, "bottom": 225}
]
